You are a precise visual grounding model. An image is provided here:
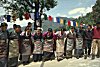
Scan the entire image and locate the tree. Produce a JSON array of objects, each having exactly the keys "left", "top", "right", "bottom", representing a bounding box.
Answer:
[
  {"left": 75, "top": 12, "right": 95, "bottom": 25},
  {"left": 75, "top": 0, "right": 100, "bottom": 25},
  {"left": 92, "top": 0, "right": 100, "bottom": 22},
  {"left": 0, "top": 0, "right": 57, "bottom": 29}
]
